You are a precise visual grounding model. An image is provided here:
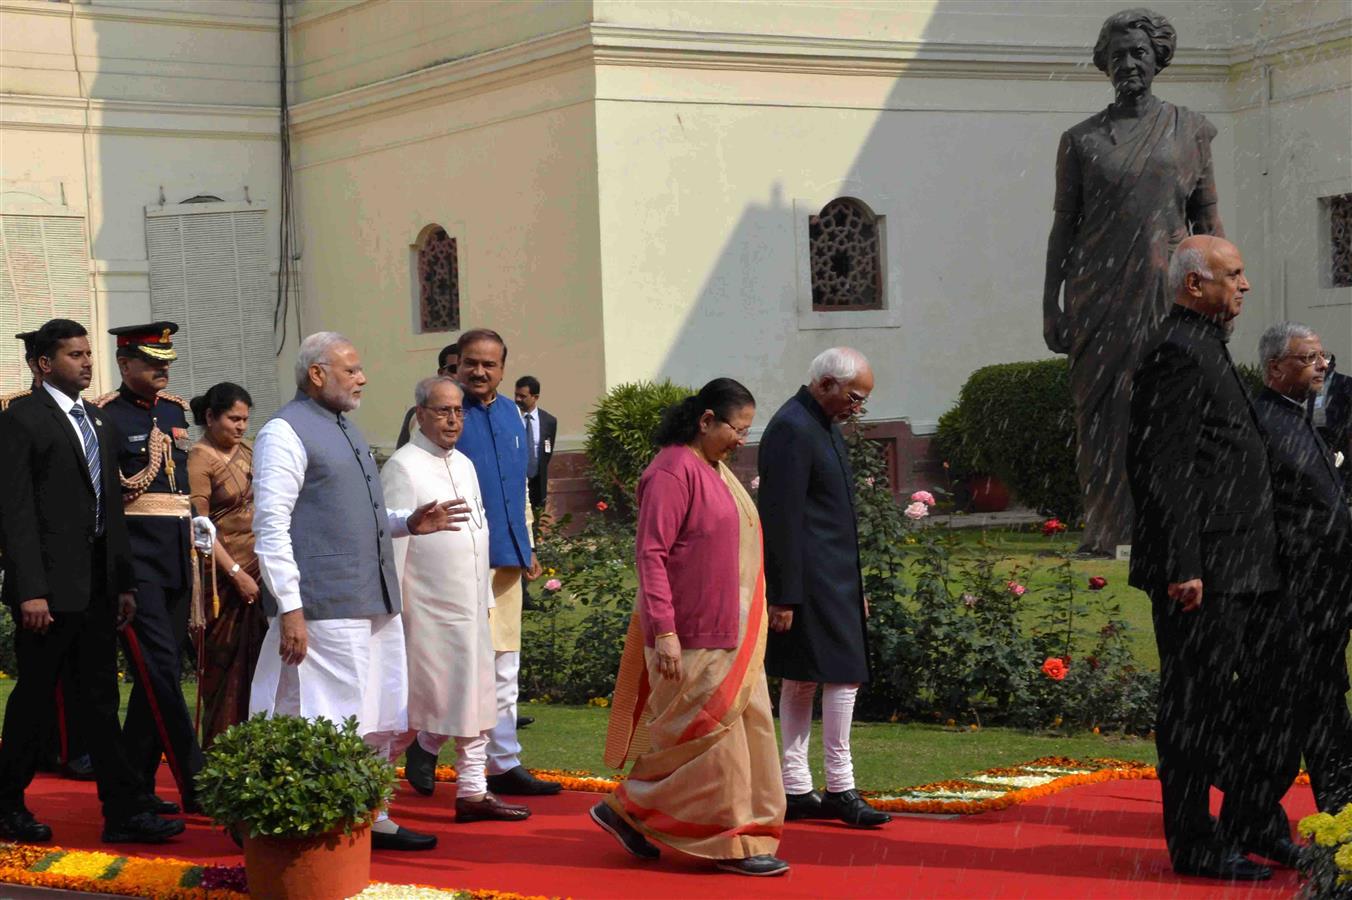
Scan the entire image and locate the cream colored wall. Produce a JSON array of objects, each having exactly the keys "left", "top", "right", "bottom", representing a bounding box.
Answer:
[
  {"left": 1226, "top": 20, "right": 1352, "bottom": 361},
  {"left": 589, "top": 0, "right": 1252, "bottom": 434},
  {"left": 289, "top": 64, "right": 605, "bottom": 448},
  {"left": 288, "top": 0, "right": 592, "bottom": 104},
  {"left": 1, "top": 0, "right": 282, "bottom": 394}
]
